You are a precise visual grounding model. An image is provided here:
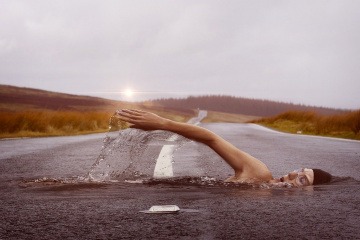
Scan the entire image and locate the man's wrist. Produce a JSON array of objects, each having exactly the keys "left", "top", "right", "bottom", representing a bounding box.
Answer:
[{"left": 161, "top": 119, "right": 176, "bottom": 131}]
